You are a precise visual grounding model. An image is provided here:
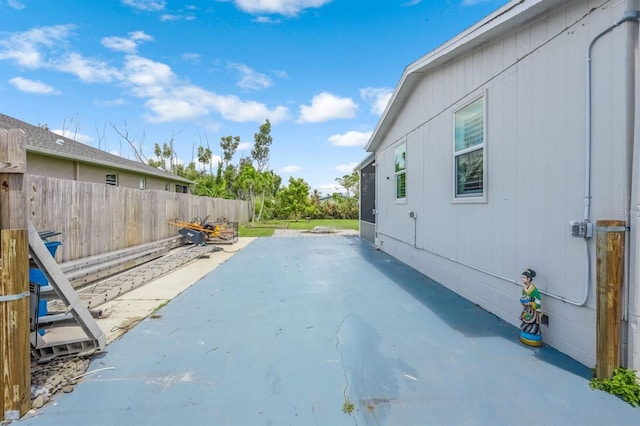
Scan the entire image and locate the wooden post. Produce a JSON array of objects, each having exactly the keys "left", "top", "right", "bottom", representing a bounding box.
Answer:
[
  {"left": 0, "top": 129, "right": 30, "bottom": 421},
  {"left": 595, "top": 220, "right": 626, "bottom": 379}
]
